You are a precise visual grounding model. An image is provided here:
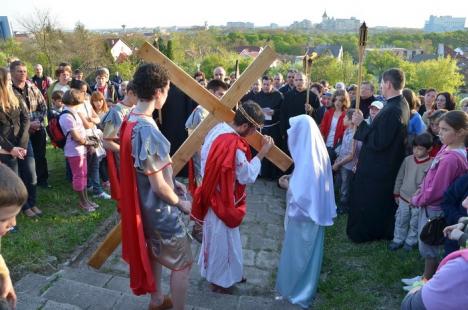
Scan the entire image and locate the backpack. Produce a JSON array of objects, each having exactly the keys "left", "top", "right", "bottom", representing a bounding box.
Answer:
[{"left": 46, "top": 110, "right": 75, "bottom": 149}]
